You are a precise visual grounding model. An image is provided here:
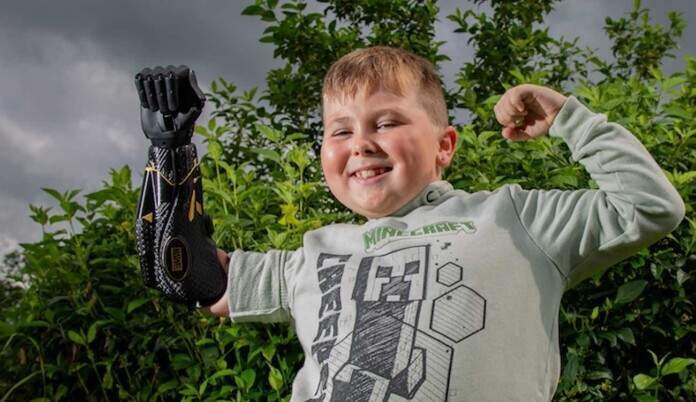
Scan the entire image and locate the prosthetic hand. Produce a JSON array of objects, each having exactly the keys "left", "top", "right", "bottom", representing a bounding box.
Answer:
[{"left": 134, "top": 65, "right": 226, "bottom": 308}]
